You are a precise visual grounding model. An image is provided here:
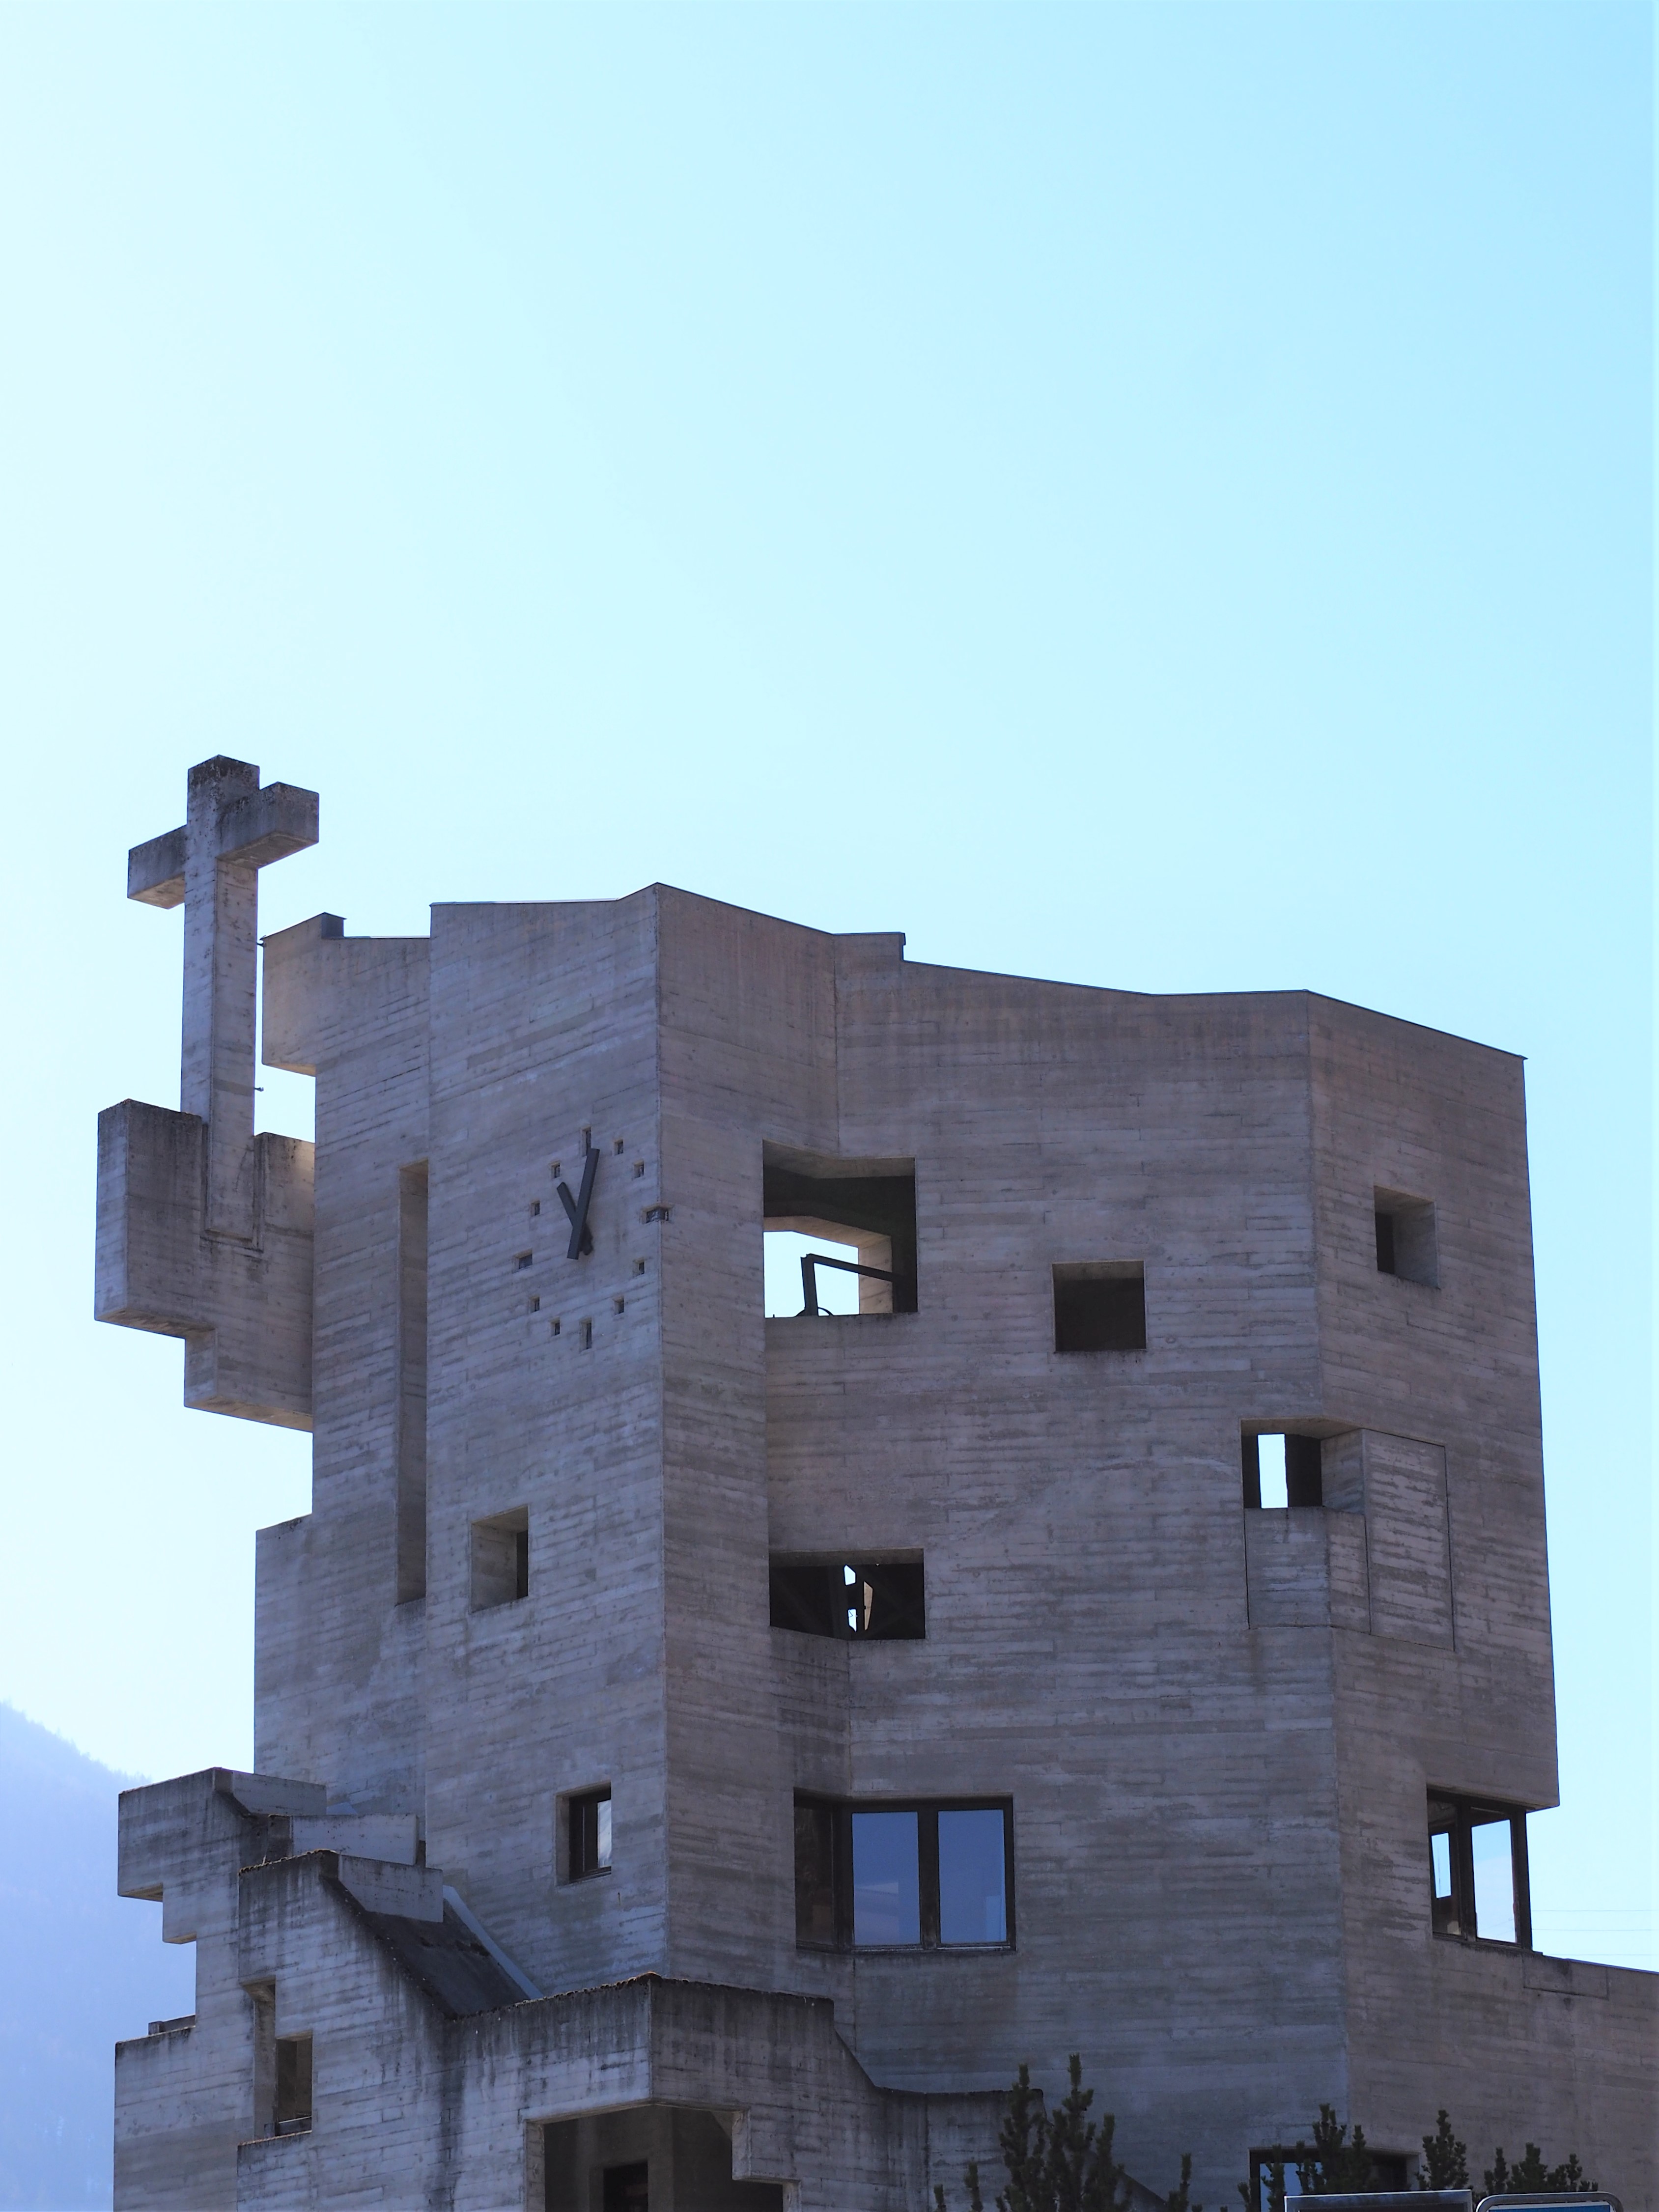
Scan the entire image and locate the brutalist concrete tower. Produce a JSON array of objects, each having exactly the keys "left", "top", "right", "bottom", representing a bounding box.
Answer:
[{"left": 99, "top": 760, "right": 1655, "bottom": 2211}]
